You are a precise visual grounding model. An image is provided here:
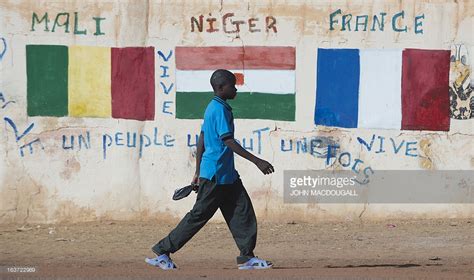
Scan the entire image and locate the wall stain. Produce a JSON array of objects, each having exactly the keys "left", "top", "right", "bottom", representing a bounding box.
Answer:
[
  {"left": 59, "top": 157, "right": 81, "bottom": 180},
  {"left": 419, "top": 138, "right": 434, "bottom": 170}
]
